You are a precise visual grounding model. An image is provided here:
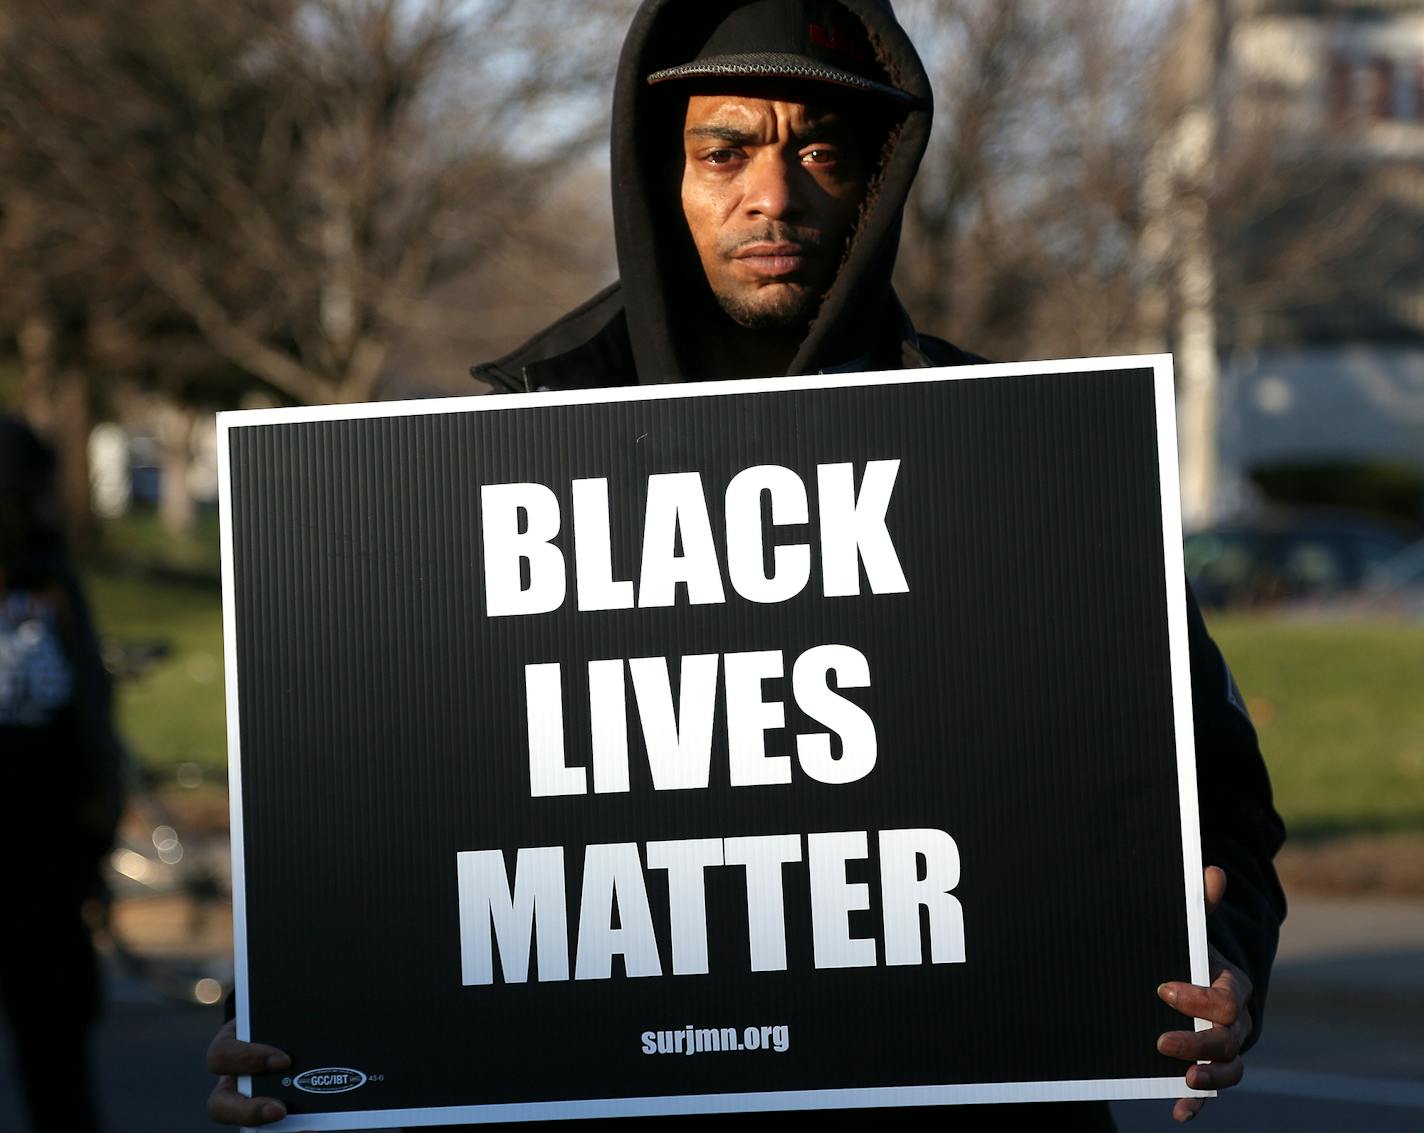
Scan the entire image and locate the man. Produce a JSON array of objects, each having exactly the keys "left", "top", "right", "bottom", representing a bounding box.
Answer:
[
  {"left": 207, "top": 1, "right": 1286, "bottom": 1129},
  {"left": 471, "top": 0, "right": 980, "bottom": 392}
]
